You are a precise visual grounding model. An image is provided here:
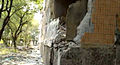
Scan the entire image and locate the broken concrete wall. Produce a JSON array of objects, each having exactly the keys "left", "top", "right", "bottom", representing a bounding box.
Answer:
[
  {"left": 66, "top": 0, "right": 88, "bottom": 40},
  {"left": 73, "top": 0, "right": 94, "bottom": 44},
  {"left": 39, "top": 0, "right": 120, "bottom": 65},
  {"left": 61, "top": 47, "right": 116, "bottom": 65}
]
